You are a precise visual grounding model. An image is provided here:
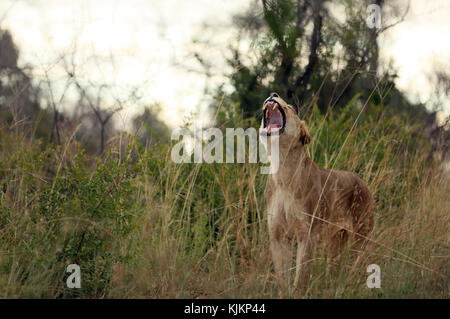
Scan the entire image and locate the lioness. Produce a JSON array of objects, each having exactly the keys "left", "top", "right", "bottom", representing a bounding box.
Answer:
[{"left": 260, "top": 92, "right": 374, "bottom": 289}]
